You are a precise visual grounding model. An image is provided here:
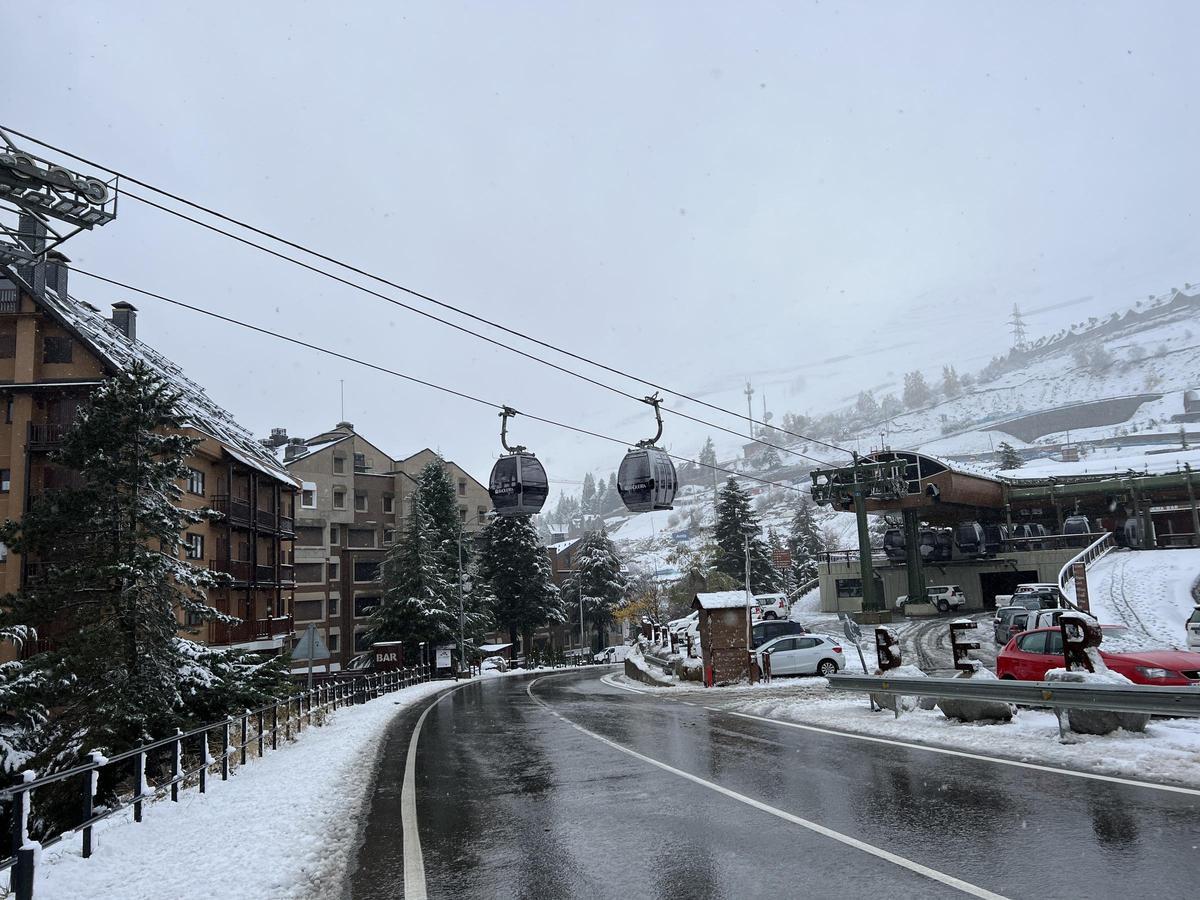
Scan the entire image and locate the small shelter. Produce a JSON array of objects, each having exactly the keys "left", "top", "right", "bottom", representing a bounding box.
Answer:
[{"left": 692, "top": 591, "right": 753, "bottom": 685}]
